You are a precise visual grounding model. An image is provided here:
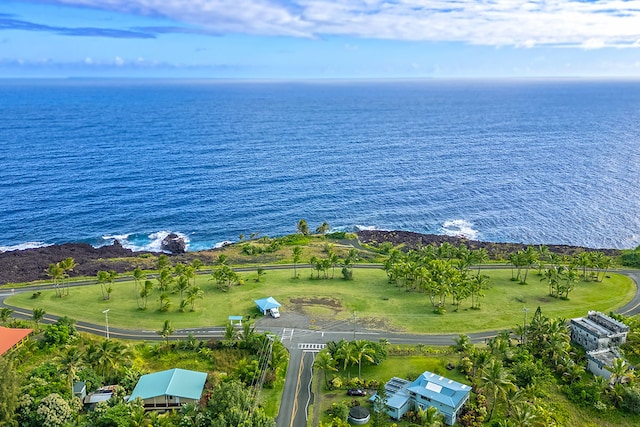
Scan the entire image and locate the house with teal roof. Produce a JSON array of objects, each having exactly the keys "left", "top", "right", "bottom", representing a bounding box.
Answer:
[
  {"left": 128, "top": 368, "right": 207, "bottom": 410},
  {"left": 255, "top": 296, "right": 281, "bottom": 315},
  {"left": 373, "top": 371, "right": 471, "bottom": 425}
]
